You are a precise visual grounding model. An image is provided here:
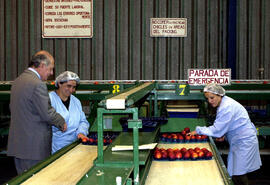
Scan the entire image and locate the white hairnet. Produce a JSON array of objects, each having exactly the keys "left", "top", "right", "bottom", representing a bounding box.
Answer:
[
  {"left": 55, "top": 71, "right": 80, "bottom": 88},
  {"left": 203, "top": 83, "right": 225, "bottom": 96}
]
